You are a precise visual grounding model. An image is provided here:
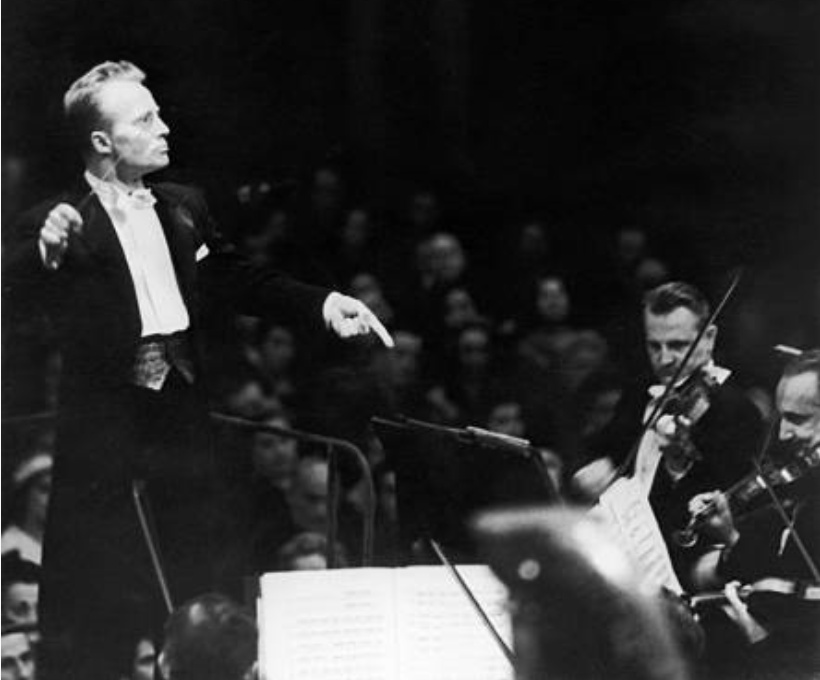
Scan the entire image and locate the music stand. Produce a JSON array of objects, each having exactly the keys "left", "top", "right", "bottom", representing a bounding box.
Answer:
[{"left": 372, "top": 417, "right": 559, "bottom": 563}]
